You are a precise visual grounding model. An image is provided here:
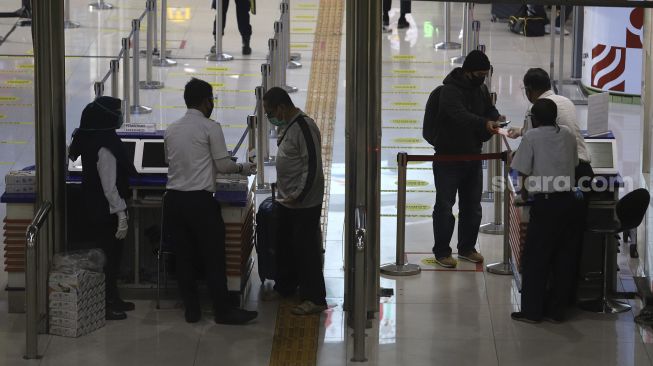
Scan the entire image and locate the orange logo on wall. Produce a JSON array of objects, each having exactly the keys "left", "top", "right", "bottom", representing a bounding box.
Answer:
[
  {"left": 591, "top": 45, "right": 626, "bottom": 92},
  {"left": 626, "top": 8, "right": 644, "bottom": 49}
]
